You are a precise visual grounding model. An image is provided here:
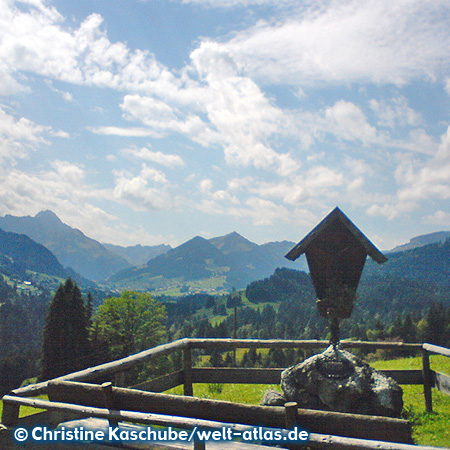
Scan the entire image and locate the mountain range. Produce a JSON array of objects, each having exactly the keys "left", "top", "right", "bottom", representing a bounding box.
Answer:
[
  {"left": 0, "top": 211, "right": 303, "bottom": 290},
  {"left": 0, "top": 228, "right": 68, "bottom": 279},
  {"left": 107, "top": 233, "right": 302, "bottom": 292},
  {"left": 0, "top": 228, "right": 93, "bottom": 289},
  {"left": 0, "top": 211, "right": 131, "bottom": 281},
  {"left": 389, "top": 231, "right": 450, "bottom": 253},
  {"left": 103, "top": 242, "right": 171, "bottom": 266},
  {"left": 0, "top": 210, "right": 448, "bottom": 294}
]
